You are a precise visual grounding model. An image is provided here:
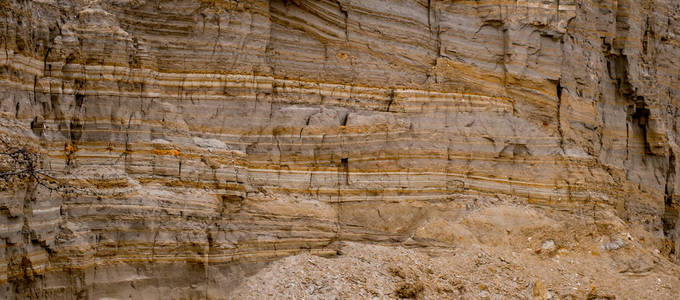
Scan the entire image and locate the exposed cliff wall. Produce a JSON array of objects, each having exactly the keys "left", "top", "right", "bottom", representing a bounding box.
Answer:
[{"left": 1, "top": 0, "right": 680, "bottom": 298}]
